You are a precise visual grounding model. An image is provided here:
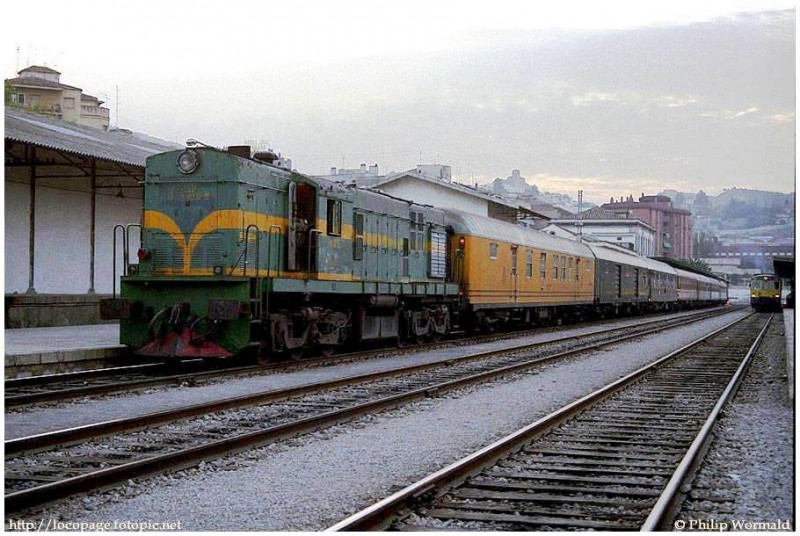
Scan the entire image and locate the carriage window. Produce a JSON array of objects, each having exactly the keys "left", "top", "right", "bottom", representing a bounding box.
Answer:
[
  {"left": 552, "top": 254, "right": 559, "bottom": 279},
  {"left": 568, "top": 258, "right": 573, "bottom": 281},
  {"left": 561, "top": 256, "right": 567, "bottom": 280},
  {"left": 575, "top": 258, "right": 581, "bottom": 281},
  {"left": 540, "top": 253, "right": 547, "bottom": 279},
  {"left": 511, "top": 246, "right": 518, "bottom": 276},
  {"left": 489, "top": 243, "right": 498, "bottom": 259},
  {"left": 326, "top": 199, "right": 342, "bottom": 236},
  {"left": 526, "top": 250, "right": 533, "bottom": 278}
]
